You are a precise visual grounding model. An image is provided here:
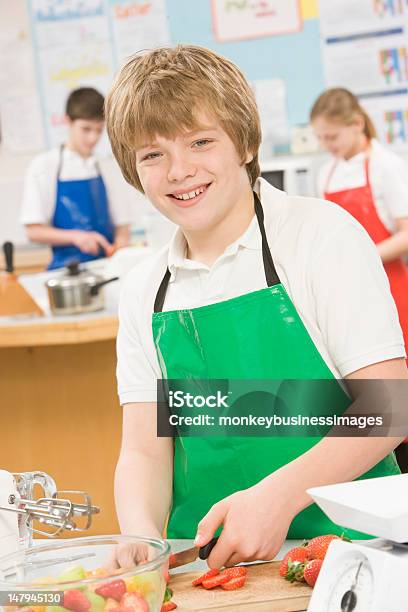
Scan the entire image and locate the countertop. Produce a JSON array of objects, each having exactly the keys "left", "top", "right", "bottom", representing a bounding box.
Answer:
[{"left": 0, "top": 248, "right": 151, "bottom": 347}]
